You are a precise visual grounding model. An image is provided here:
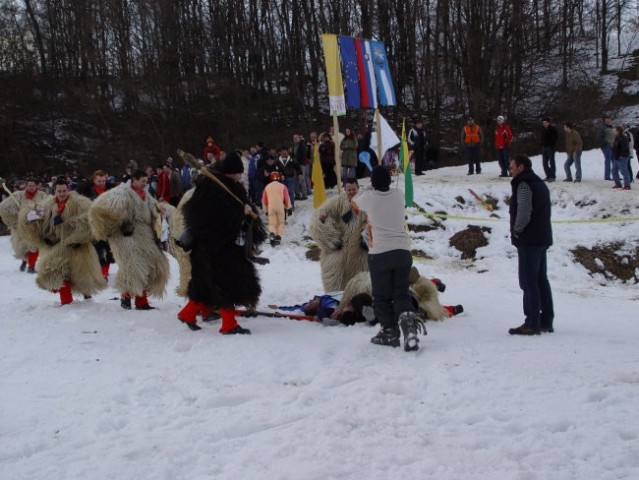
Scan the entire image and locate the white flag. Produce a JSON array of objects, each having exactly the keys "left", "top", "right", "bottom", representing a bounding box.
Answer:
[{"left": 370, "top": 112, "right": 400, "bottom": 158}]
